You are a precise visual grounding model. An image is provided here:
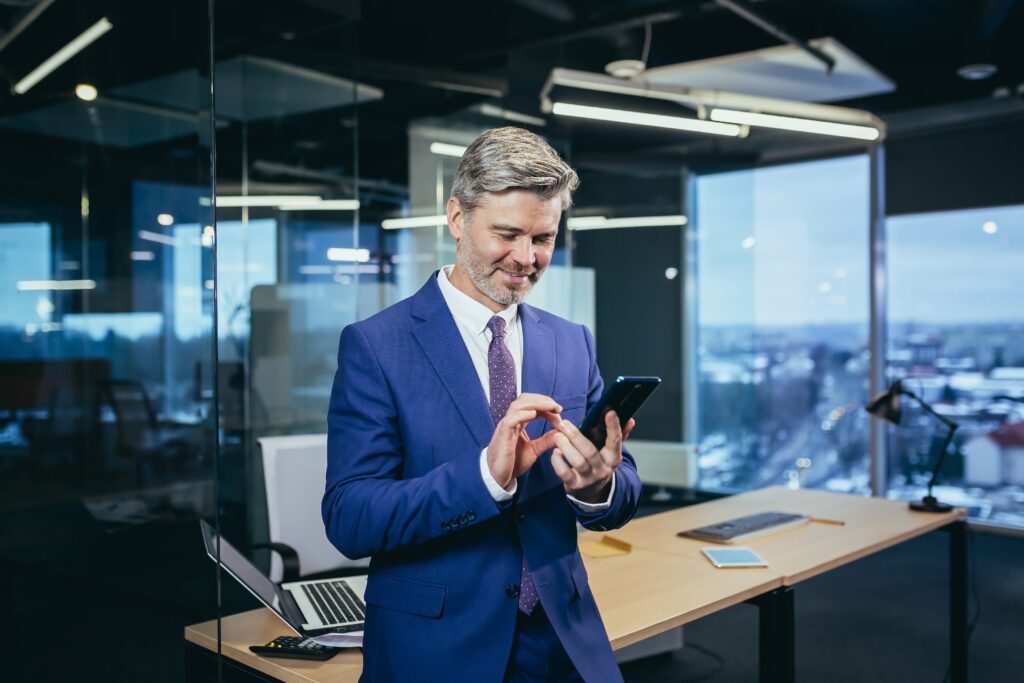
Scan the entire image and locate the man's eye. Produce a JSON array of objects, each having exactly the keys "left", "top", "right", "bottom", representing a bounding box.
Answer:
[{"left": 534, "top": 236, "right": 554, "bottom": 244}]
